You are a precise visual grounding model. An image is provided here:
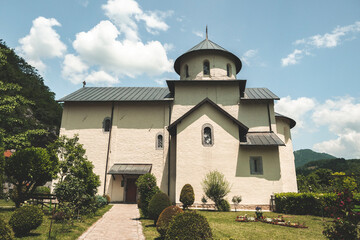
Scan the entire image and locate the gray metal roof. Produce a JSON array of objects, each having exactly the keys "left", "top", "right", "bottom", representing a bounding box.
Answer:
[
  {"left": 242, "top": 88, "right": 280, "bottom": 100},
  {"left": 57, "top": 87, "right": 172, "bottom": 102},
  {"left": 107, "top": 164, "right": 152, "bottom": 175},
  {"left": 275, "top": 112, "right": 296, "bottom": 129},
  {"left": 187, "top": 39, "right": 228, "bottom": 52},
  {"left": 240, "top": 132, "right": 285, "bottom": 146}
]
